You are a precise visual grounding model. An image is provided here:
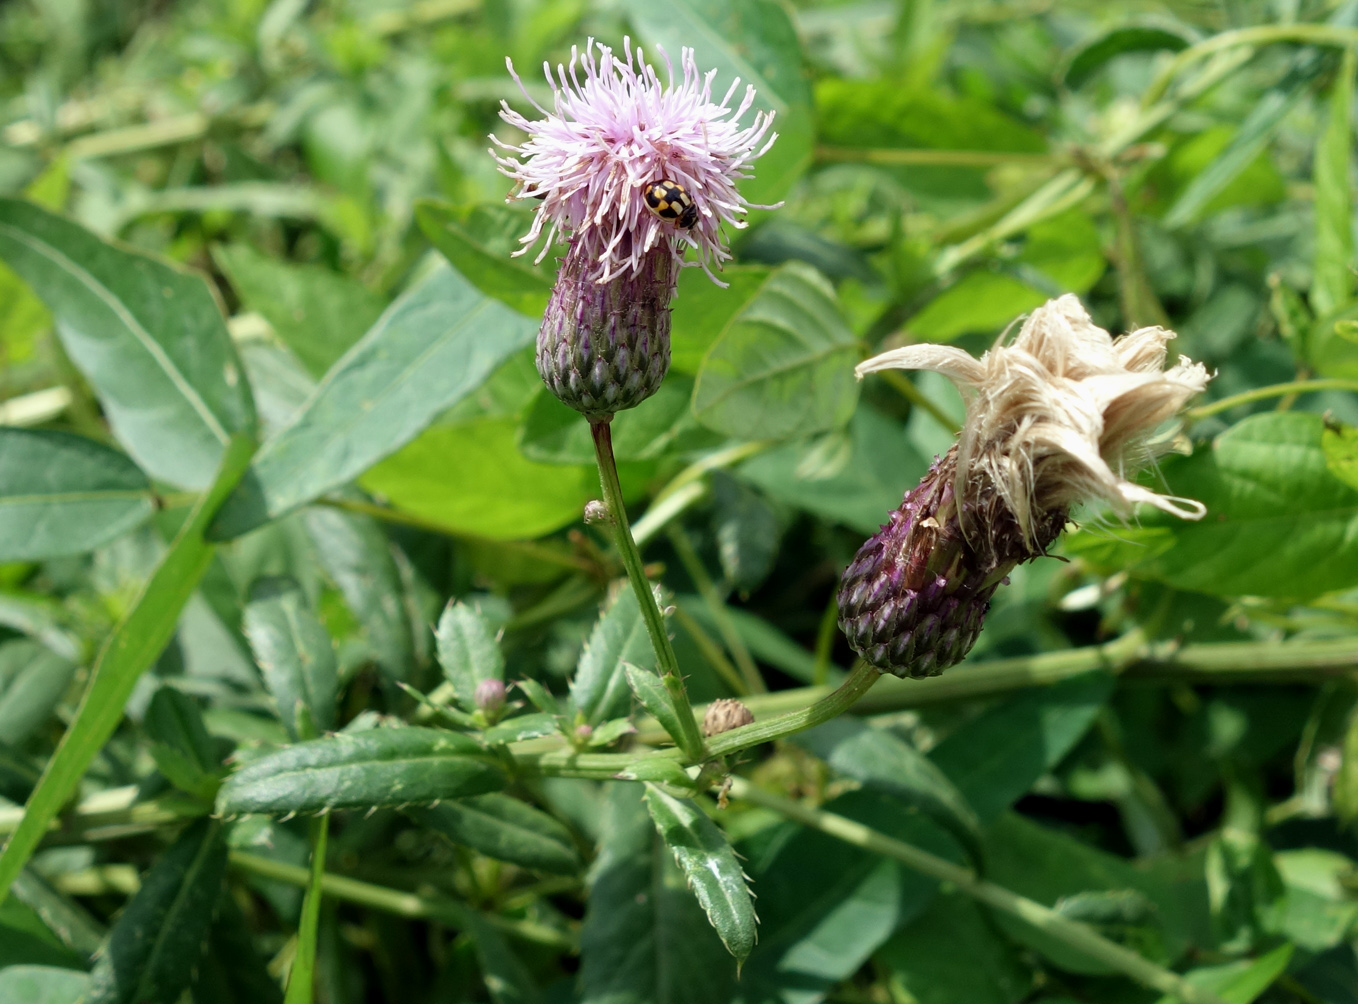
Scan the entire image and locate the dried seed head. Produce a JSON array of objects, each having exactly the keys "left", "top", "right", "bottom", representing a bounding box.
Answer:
[{"left": 703, "top": 698, "right": 755, "bottom": 737}]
